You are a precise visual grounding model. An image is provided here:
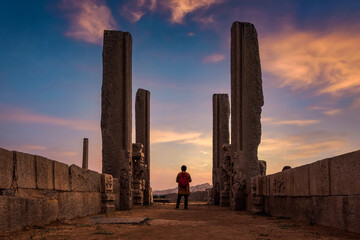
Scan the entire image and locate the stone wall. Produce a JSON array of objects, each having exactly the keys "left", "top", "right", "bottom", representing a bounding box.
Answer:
[
  {"left": 250, "top": 150, "right": 360, "bottom": 234},
  {"left": 0, "top": 147, "right": 118, "bottom": 232}
]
